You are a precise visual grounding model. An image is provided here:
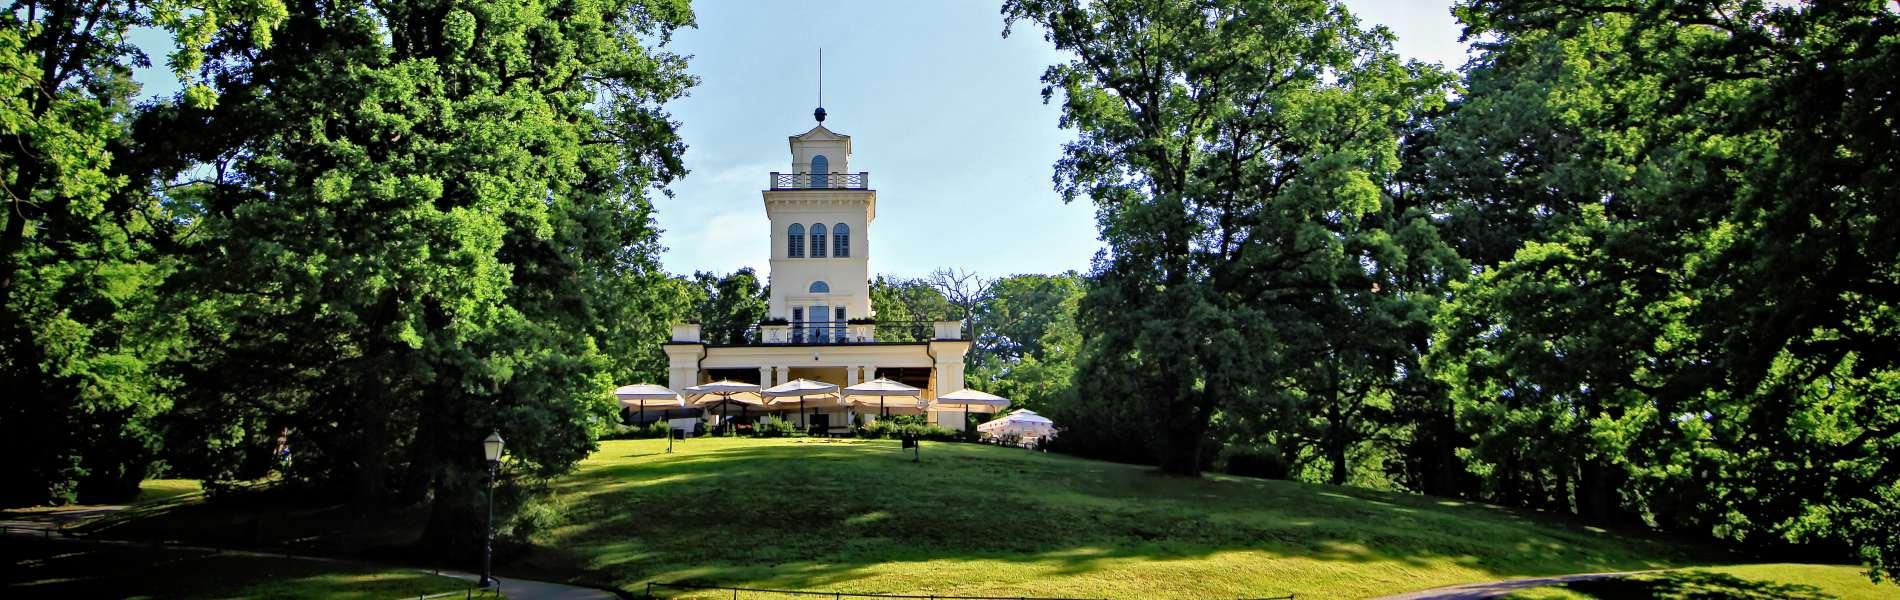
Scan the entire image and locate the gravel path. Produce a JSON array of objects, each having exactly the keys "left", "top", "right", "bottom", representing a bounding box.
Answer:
[{"left": 1373, "top": 571, "right": 1657, "bottom": 599}]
